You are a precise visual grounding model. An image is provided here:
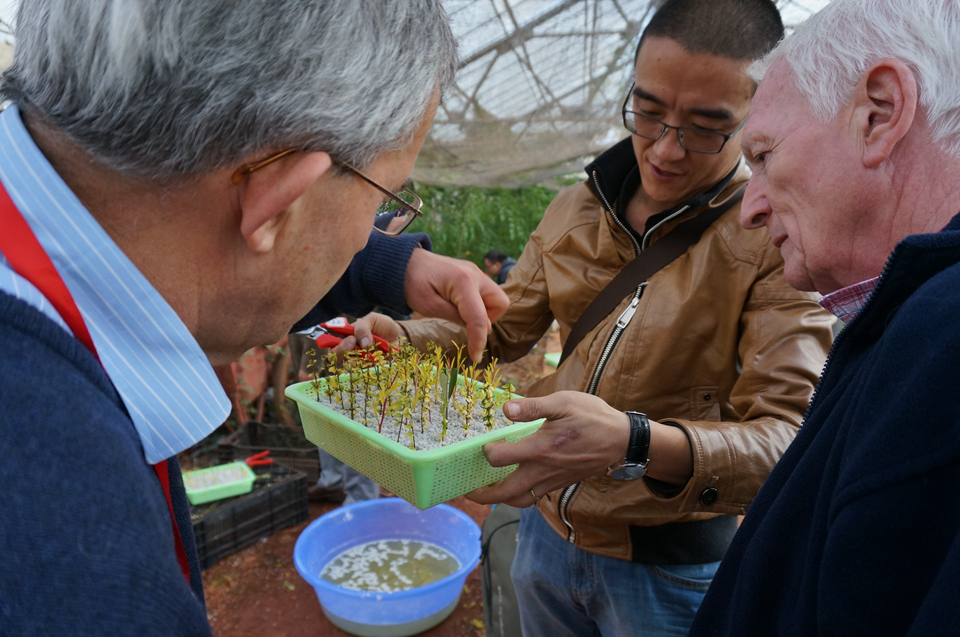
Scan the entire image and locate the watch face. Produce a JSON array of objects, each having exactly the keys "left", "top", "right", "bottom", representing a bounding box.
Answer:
[{"left": 607, "top": 464, "right": 647, "bottom": 480}]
